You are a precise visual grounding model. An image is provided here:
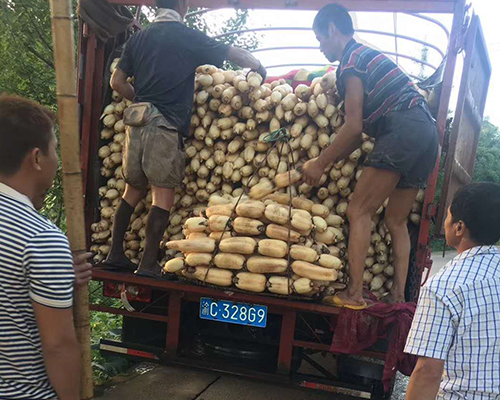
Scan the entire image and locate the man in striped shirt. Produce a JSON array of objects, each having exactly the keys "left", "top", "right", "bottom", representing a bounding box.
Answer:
[
  {"left": 0, "top": 95, "right": 89, "bottom": 400},
  {"left": 303, "top": 4, "right": 439, "bottom": 309},
  {"left": 405, "top": 183, "right": 500, "bottom": 399}
]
